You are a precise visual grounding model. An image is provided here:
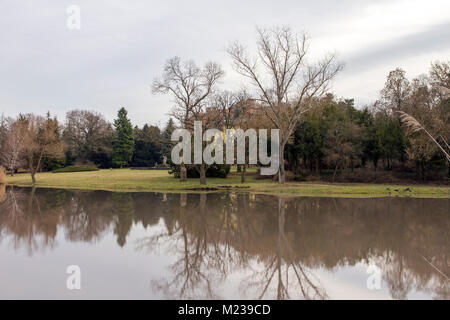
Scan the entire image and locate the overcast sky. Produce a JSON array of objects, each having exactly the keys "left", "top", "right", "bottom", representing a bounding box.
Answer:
[{"left": 1, "top": 0, "right": 449, "bottom": 127}]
